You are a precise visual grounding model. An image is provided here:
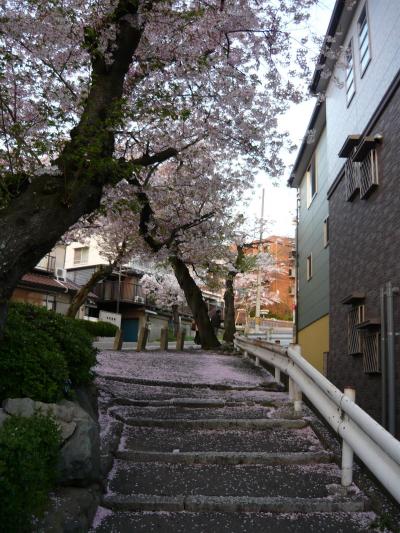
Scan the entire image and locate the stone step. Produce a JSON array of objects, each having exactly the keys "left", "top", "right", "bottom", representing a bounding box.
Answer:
[
  {"left": 97, "top": 377, "right": 288, "bottom": 403},
  {"left": 91, "top": 509, "right": 377, "bottom": 532},
  {"left": 96, "top": 373, "right": 283, "bottom": 391},
  {"left": 110, "top": 404, "right": 280, "bottom": 421},
  {"left": 112, "top": 414, "right": 307, "bottom": 430},
  {"left": 101, "top": 493, "right": 367, "bottom": 514},
  {"left": 115, "top": 450, "right": 334, "bottom": 465},
  {"left": 118, "top": 426, "right": 323, "bottom": 454},
  {"left": 105, "top": 461, "right": 361, "bottom": 502}
]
